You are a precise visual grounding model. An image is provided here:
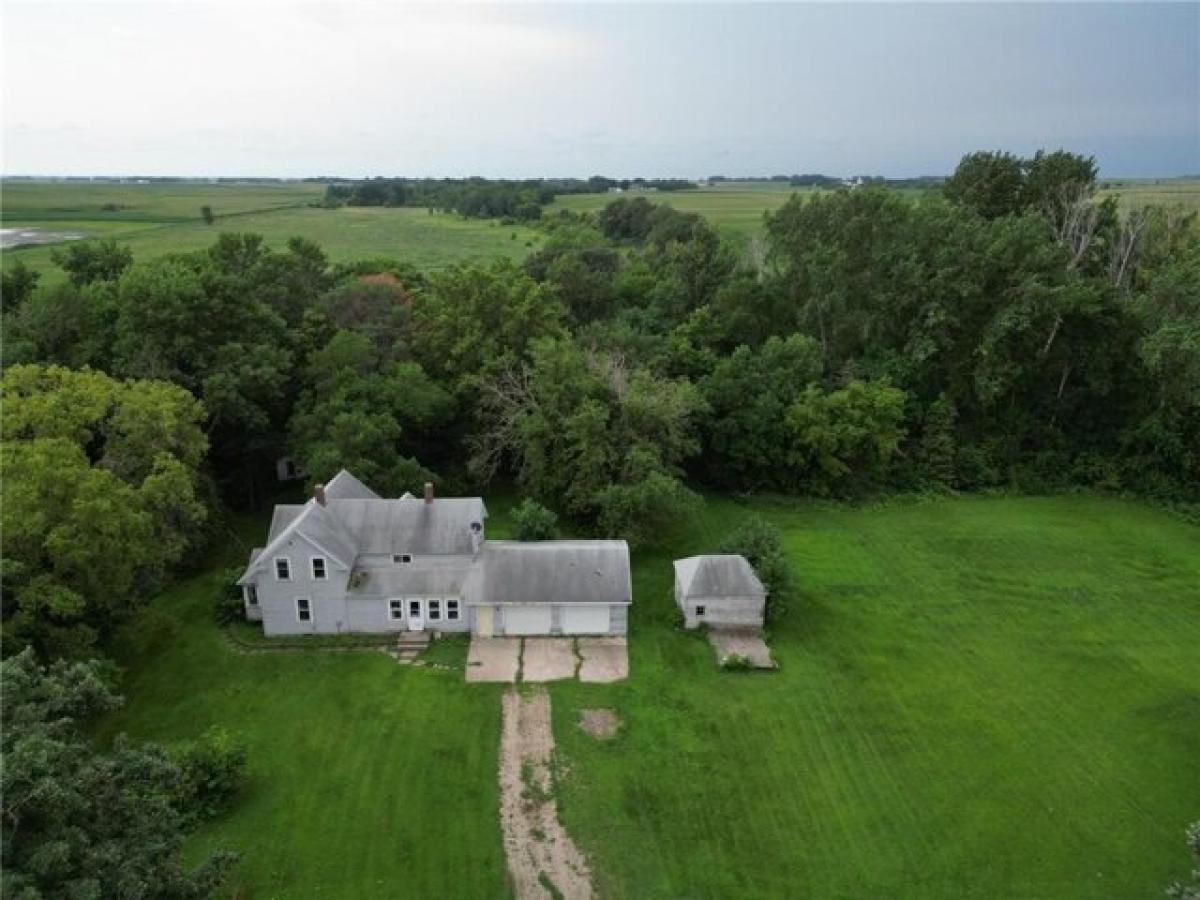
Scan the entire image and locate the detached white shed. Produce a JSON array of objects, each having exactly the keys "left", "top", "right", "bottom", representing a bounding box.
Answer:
[{"left": 674, "top": 554, "right": 766, "bottom": 630}]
